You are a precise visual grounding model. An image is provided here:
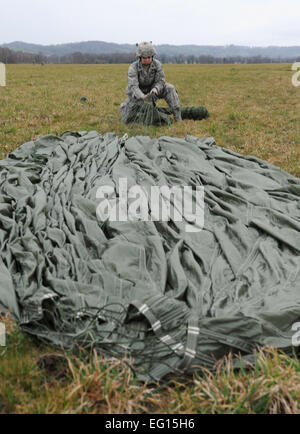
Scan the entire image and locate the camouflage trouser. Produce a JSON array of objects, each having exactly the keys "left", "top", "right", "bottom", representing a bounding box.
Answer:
[{"left": 120, "top": 82, "right": 180, "bottom": 123}]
